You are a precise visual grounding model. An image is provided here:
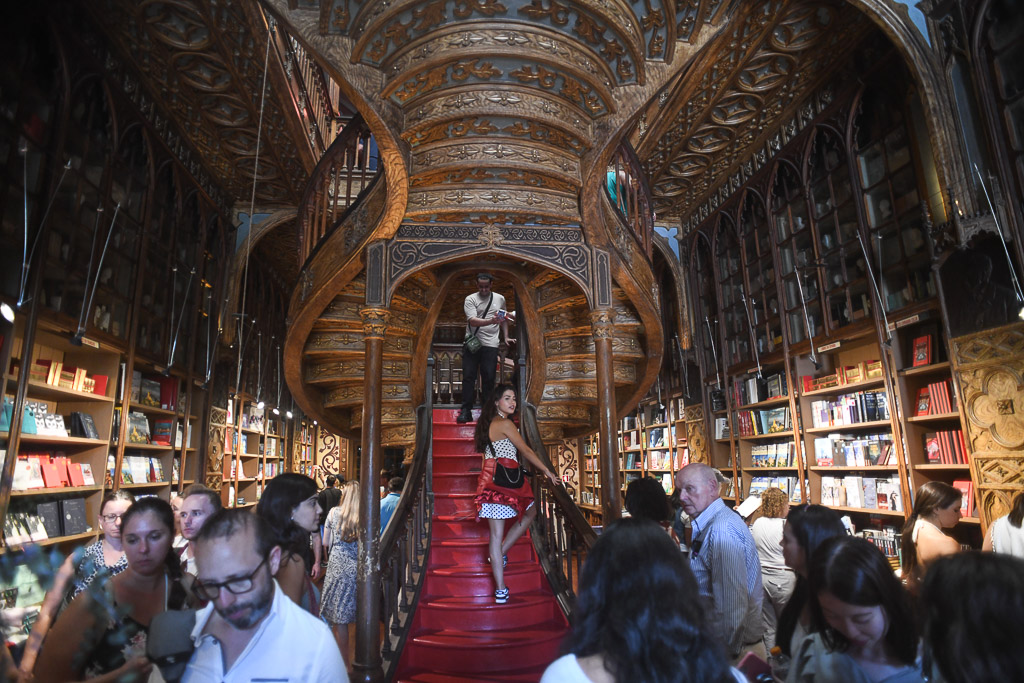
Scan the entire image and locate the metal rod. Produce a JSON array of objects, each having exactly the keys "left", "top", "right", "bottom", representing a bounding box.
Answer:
[
  {"left": 75, "top": 204, "right": 120, "bottom": 343},
  {"left": 795, "top": 271, "right": 820, "bottom": 367},
  {"left": 855, "top": 230, "right": 892, "bottom": 343},
  {"left": 704, "top": 315, "right": 721, "bottom": 387},
  {"left": 738, "top": 284, "right": 763, "bottom": 378},
  {"left": 167, "top": 268, "right": 195, "bottom": 370},
  {"left": 75, "top": 206, "right": 104, "bottom": 334},
  {"left": 19, "top": 160, "right": 72, "bottom": 308},
  {"left": 974, "top": 163, "right": 1024, "bottom": 302}
]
